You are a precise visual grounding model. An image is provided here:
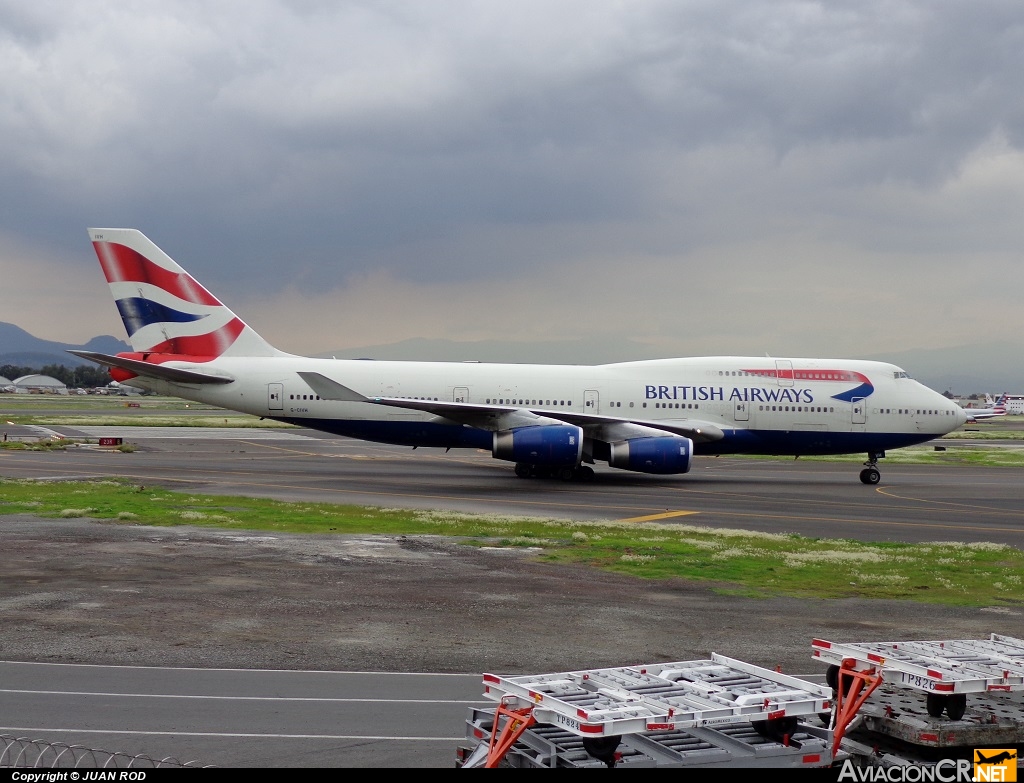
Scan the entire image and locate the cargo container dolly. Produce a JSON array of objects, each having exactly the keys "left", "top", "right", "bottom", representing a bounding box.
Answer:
[
  {"left": 454, "top": 653, "right": 882, "bottom": 768},
  {"left": 812, "top": 634, "right": 1024, "bottom": 751},
  {"left": 456, "top": 635, "right": 1024, "bottom": 768}
]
